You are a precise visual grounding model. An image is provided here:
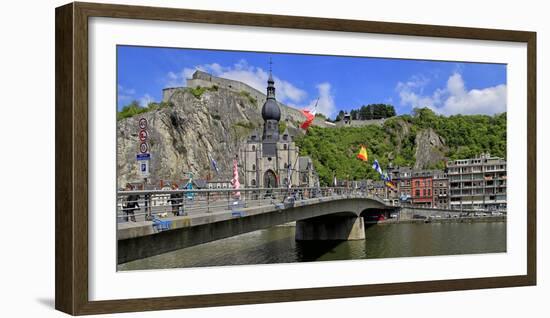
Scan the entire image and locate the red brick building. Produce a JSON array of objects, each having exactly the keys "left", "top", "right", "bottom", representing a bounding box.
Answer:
[{"left": 411, "top": 171, "right": 433, "bottom": 208}]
